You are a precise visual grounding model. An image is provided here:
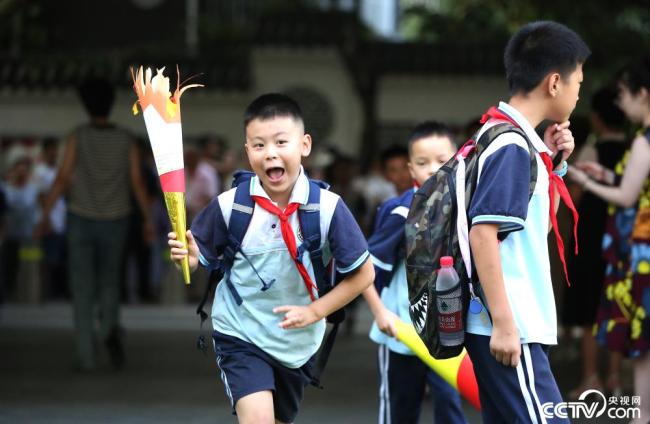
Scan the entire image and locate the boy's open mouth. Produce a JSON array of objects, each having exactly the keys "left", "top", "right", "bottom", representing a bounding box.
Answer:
[{"left": 265, "top": 167, "right": 285, "bottom": 183}]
